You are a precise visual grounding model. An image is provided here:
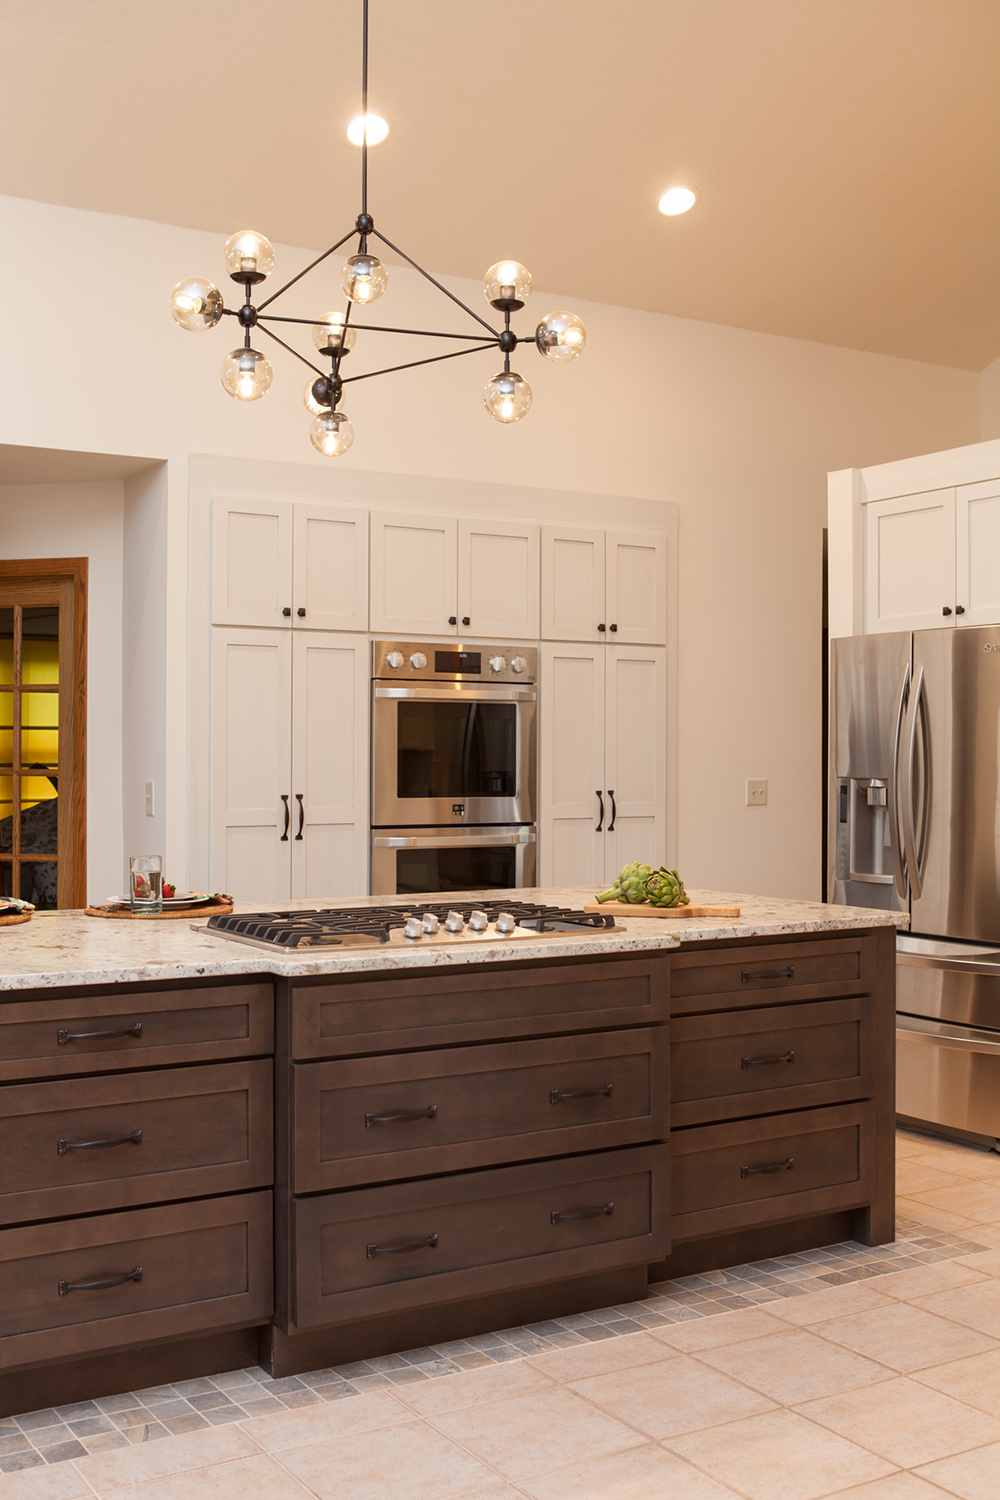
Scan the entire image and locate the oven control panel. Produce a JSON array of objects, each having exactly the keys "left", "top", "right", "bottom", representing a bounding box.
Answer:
[{"left": 373, "top": 640, "right": 537, "bottom": 683}]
